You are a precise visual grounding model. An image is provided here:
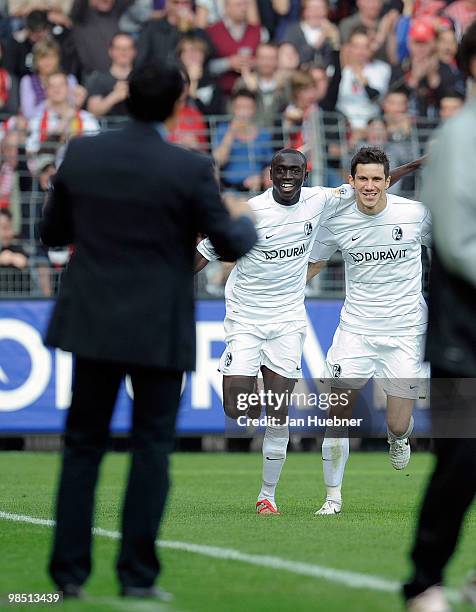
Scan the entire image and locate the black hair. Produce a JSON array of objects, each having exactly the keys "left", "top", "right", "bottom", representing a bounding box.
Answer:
[
  {"left": 26, "top": 10, "right": 49, "bottom": 32},
  {"left": 0, "top": 208, "right": 12, "bottom": 220},
  {"left": 385, "top": 85, "right": 410, "bottom": 99},
  {"left": 350, "top": 147, "right": 390, "bottom": 178},
  {"left": 440, "top": 89, "right": 465, "bottom": 103},
  {"left": 230, "top": 88, "right": 257, "bottom": 103},
  {"left": 126, "top": 62, "right": 186, "bottom": 123},
  {"left": 272, "top": 148, "right": 307, "bottom": 167},
  {"left": 458, "top": 21, "right": 476, "bottom": 78}
]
